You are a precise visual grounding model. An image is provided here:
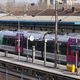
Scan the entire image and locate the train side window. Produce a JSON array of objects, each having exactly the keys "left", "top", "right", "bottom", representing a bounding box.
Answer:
[
  {"left": 68, "top": 46, "right": 71, "bottom": 55},
  {"left": 3, "top": 37, "right": 8, "bottom": 45},
  {"left": 73, "top": 51, "right": 76, "bottom": 56},
  {"left": 35, "top": 41, "right": 44, "bottom": 51},
  {"left": 7, "top": 38, "right": 11, "bottom": 45},
  {"left": 23, "top": 38, "right": 27, "bottom": 48},
  {"left": 59, "top": 43, "right": 67, "bottom": 55},
  {"left": 11, "top": 38, "right": 15, "bottom": 46},
  {"left": 8, "top": 37, "right": 14, "bottom": 46},
  {"left": 3, "top": 36, "right": 14, "bottom": 46},
  {"left": 46, "top": 41, "right": 54, "bottom": 53},
  {"left": 78, "top": 51, "right": 80, "bottom": 57},
  {"left": 11, "top": 38, "right": 14, "bottom": 46},
  {"left": 3, "top": 37, "right": 5, "bottom": 44},
  {"left": 6, "top": 38, "right": 9, "bottom": 45},
  {"left": 28, "top": 40, "right": 34, "bottom": 49}
]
